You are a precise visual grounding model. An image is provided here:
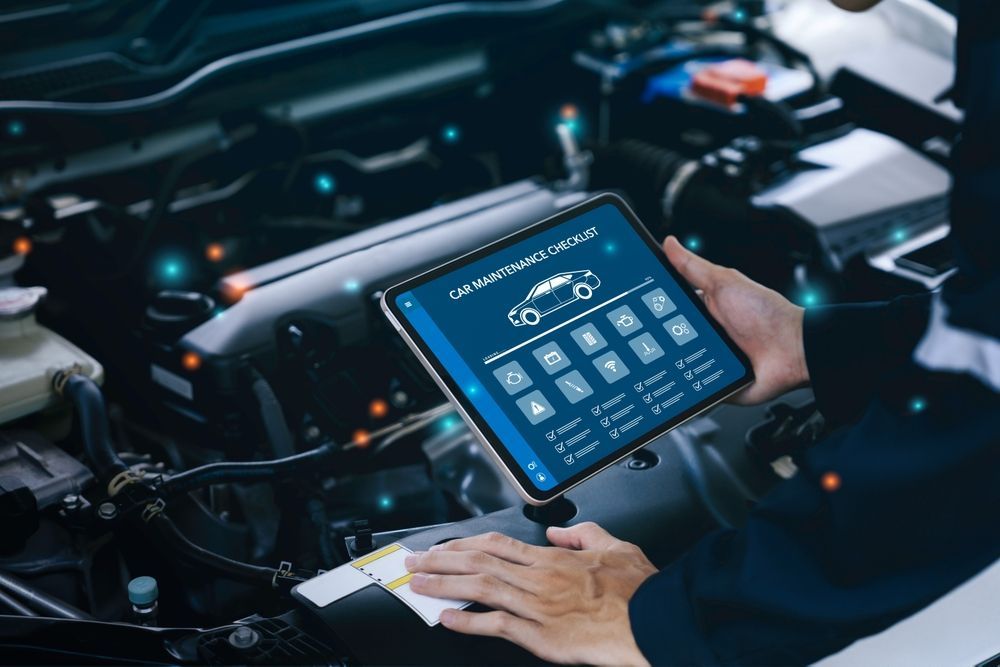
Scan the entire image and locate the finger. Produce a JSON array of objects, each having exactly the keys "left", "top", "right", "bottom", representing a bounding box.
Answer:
[
  {"left": 546, "top": 521, "right": 622, "bottom": 551},
  {"left": 439, "top": 609, "right": 540, "bottom": 646},
  {"left": 406, "top": 550, "right": 530, "bottom": 590},
  {"left": 662, "top": 236, "right": 719, "bottom": 291},
  {"left": 430, "top": 532, "right": 539, "bottom": 565},
  {"left": 410, "top": 573, "right": 533, "bottom": 615}
]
